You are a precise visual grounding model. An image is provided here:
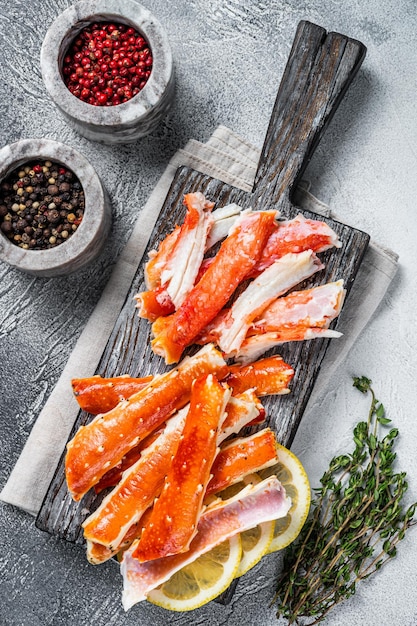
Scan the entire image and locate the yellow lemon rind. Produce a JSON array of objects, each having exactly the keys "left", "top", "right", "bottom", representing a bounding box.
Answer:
[
  {"left": 264, "top": 443, "right": 311, "bottom": 554},
  {"left": 235, "top": 519, "right": 275, "bottom": 578},
  {"left": 146, "top": 533, "right": 242, "bottom": 612}
]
